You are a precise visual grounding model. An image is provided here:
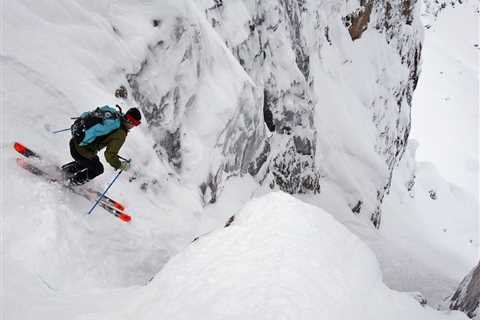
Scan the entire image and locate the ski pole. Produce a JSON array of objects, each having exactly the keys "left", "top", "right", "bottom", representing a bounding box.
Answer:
[
  {"left": 52, "top": 128, "right": 70, "bottom": 134},
  {"left": 87, "top": 169, "right": 124, "bottom": 215}
]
